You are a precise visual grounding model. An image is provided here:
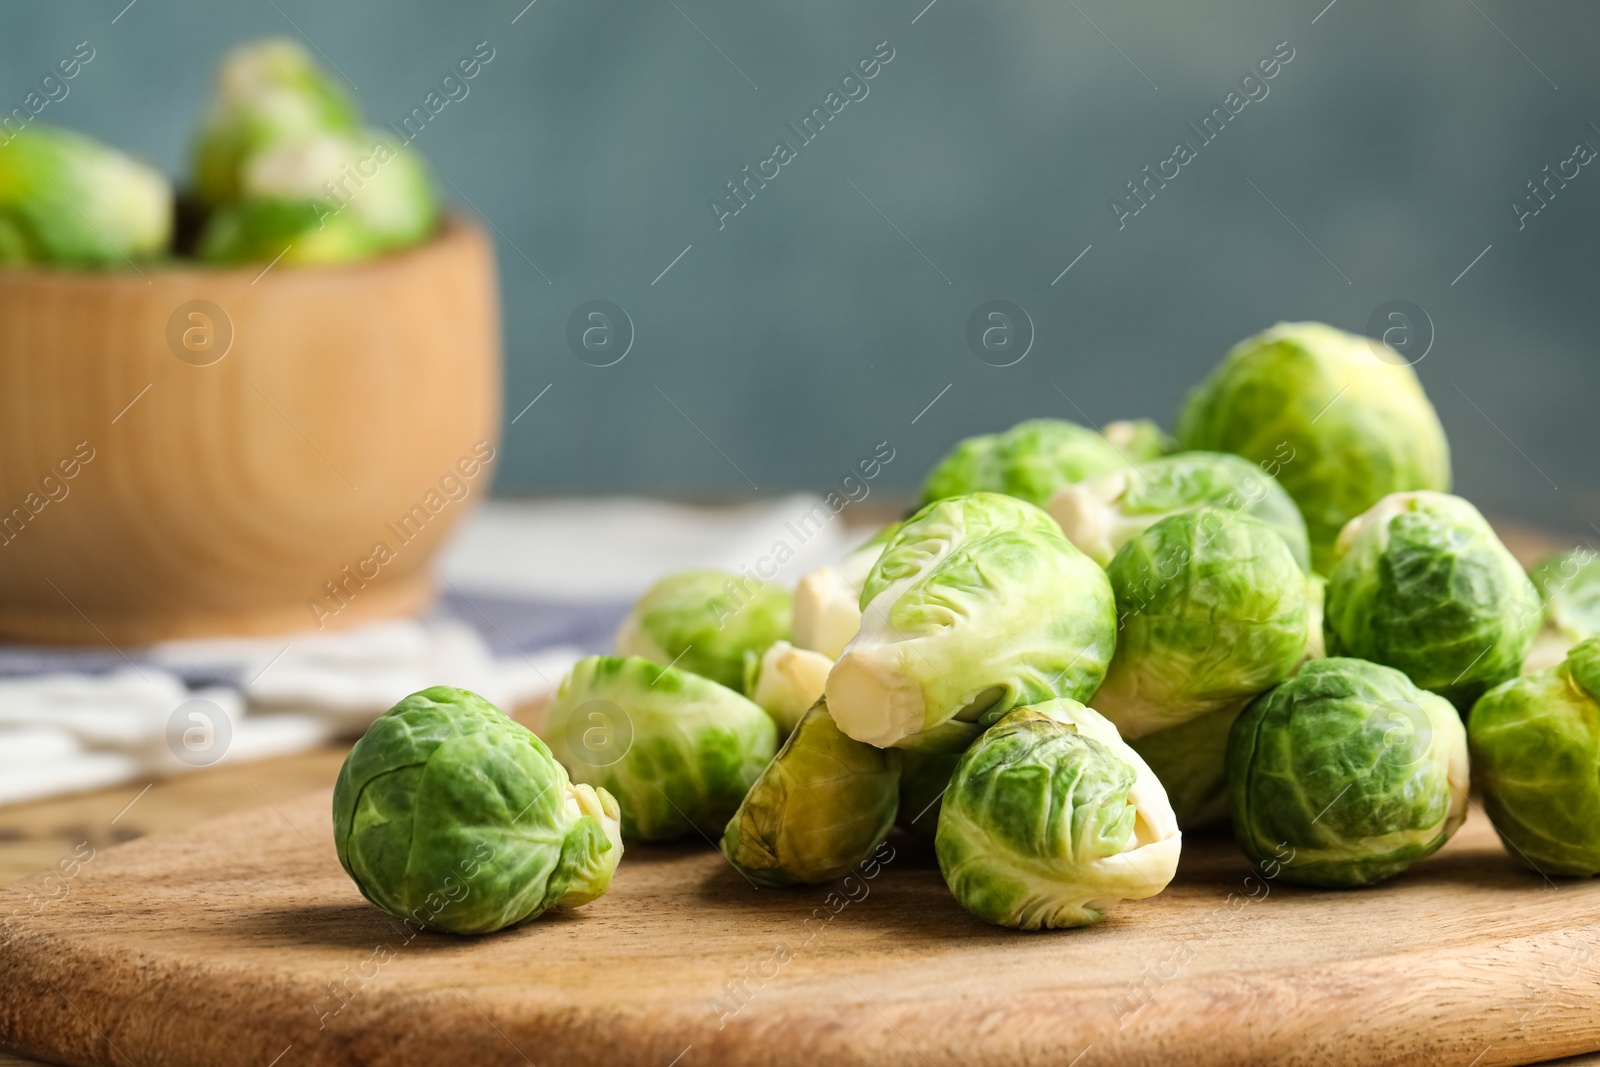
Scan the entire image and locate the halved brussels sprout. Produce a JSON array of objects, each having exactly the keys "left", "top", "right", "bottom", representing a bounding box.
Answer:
[
  {"left": 1047, "top": 451, "right": 1310, "bottom": 572},
  {"left": 0, "top": 125, "right": 171, "bottom": 266},
  {"left": 1102, "top": 418, "right": 1175, "bottom": 462},
  {"left": 935, "top": 699, "right": 1181, "bottom": 929},
  {"left": 1227, "top": 658, "right": 1469, "bottom": 887},
  {"left": 1469, "top": 636, "right": 1600, "bottom": 877},
  {"left": 191, "top": 38, "right": 359, "bottom": 207},
  {"left": 919, "top": 418, "right": 1128, "bottom": 508},
  {"left": 1175, "top": 322, "right": 1451, "bottom": 572},
  {"left": 1095, "top": 509, "right": 1308, "bottom": 740},
  {"left": 1324, "top": 491, "right": 1540, "bottom": 709},
  {"left": 1126, "top": 700, "right": 1244, "bottom": 831},
  {"left": 544, "top": 656, "right": 776, "bottom": 842},
  {"left": 1531, "top": 548, "right": 1600, "bottom": 644},
  {"left": 792, "top": 525, "right": 899, "bottom": 660},
  {"left": 743, "top": 640, "right": 831, "bottom": 736},
  {"left": 720, "top": 700, "right": 899, "bottom": 886},
  {"left": 614, "top": 569, "right": 791, "bottom": 694},
  {"left": 332, "top": 686, "right": 621, "bottom": 934},
  {"left": 825, "top": 493, "right": 1116, "bottom": 750}
]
